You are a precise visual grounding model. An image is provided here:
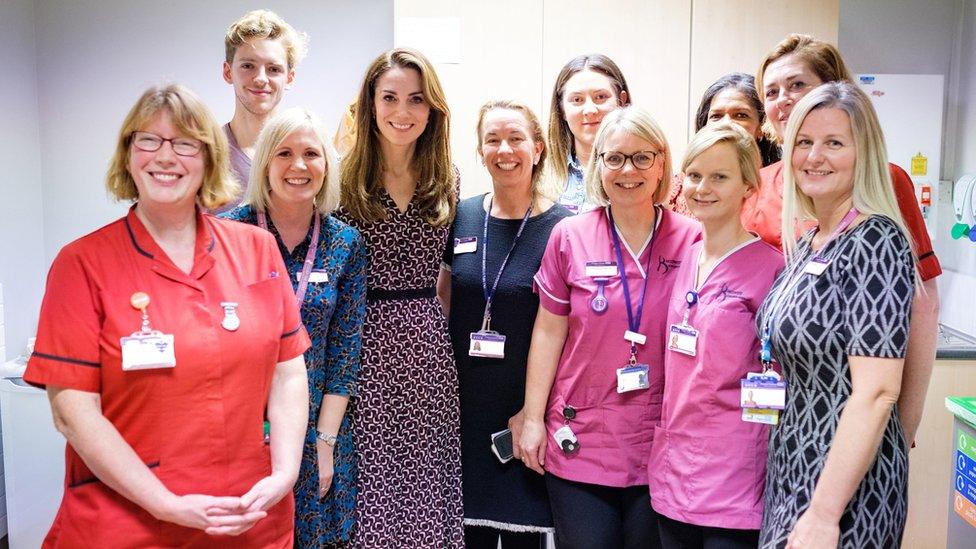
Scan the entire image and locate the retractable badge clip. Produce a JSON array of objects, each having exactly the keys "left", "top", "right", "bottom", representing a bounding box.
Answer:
[
  {"left": 120, "top": 292, "right": 176, "bottom": 371},
  {"left": 668, "top": 291, "right": 699, "bottom": 356}
]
